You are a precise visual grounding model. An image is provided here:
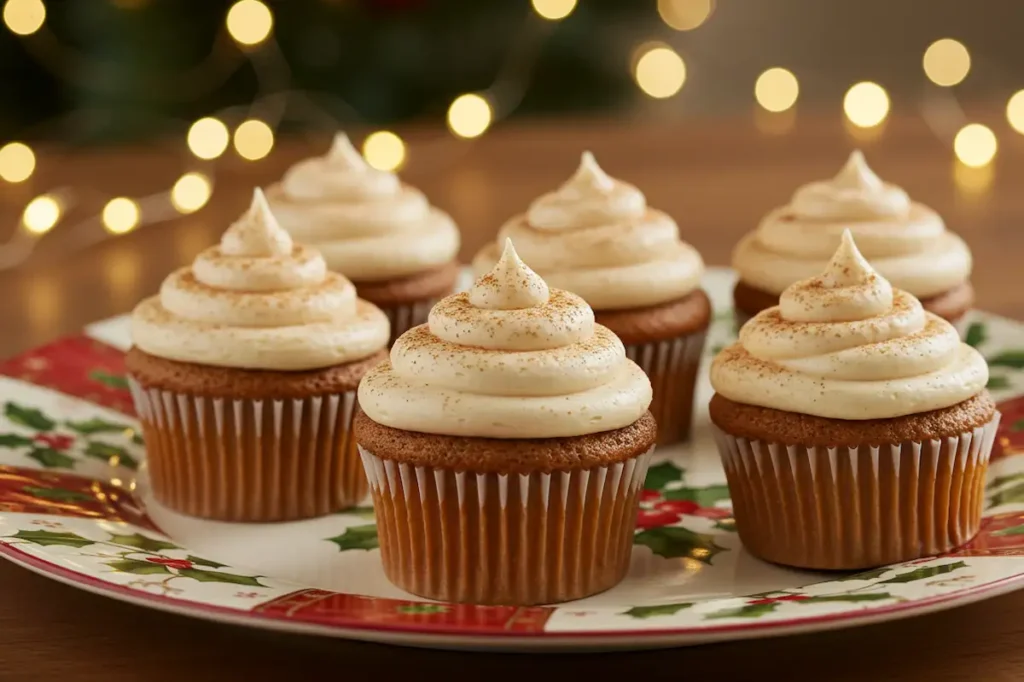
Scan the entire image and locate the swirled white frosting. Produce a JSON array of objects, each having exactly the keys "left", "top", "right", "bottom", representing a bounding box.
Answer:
[
  {"left": 712, "top": 229, "right": 987, "bottom": 419},
  {"left": 471, "top": 152, "right": 703, "bottom": 310},
  {"left": 266, "top": 133, "right": 460, "bottom": 281},
  {"left": 131, "top": 189, "right": 390, "bottom": 370},
  {"left": 358, "top": 240, "right": 653, "bottom": 438},
  {"left": 733, "top": 151, "right": 971, "bottom": 298}
]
